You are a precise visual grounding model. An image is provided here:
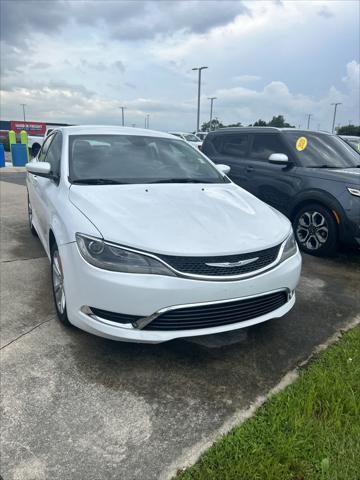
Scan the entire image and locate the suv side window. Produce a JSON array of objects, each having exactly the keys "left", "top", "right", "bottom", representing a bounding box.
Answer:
[
  {"left": 250, "top": 134, "right": 290, "bottom": 161},
  {"left": 211, "top": 134, "right": 249, "bottom": 159},
  {"left": 45, "top": 133, "right": 62, "bottom": 177},
  {"left": 38, "top": 134, "right": 54, "bottom": 162}
]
